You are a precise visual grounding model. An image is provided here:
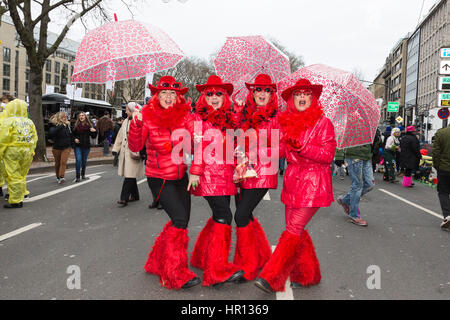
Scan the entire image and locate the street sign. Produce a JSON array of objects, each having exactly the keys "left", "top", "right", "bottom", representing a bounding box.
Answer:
[
  {"left": 388, "top": 102, "right": 399, "bottom": 112},
  {"left": 439, "top": 77, "right": 450, "bottom": 91},
  {"left": 441, "top": 48, "right": 450, "bottom": 58},
  {"left": 439, "top": 93, "right": 450, "bottom": 107},
  {"left": 440, "top": 61, "right": 450, "bottom": 75},
  {"left": 438, "top": 108, "right": 449, "bottom": 120},
  {"left": 396, "top": 116, "right": 403, "bottom": 123}
]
